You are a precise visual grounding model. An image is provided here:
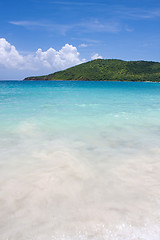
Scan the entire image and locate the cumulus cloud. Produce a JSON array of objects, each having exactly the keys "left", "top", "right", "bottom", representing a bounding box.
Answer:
[
  {"left": 0, "top": 38, "right": 83, "bottom": 73},
  {"left": 33, "top": 44, "right": 82, "bottom": 71},
  {"left": 0, "top": 38, "right": 24, "bottom": 68},
  {"left": 91, "top": 53, "right": 103, "bottom": 60}
]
